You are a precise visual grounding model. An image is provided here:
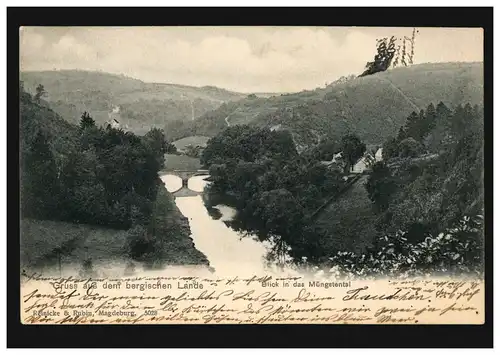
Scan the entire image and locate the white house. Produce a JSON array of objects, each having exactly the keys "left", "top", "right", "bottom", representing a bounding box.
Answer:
[
  {"left": 351, "top": 147, "right": 384, "bottom": 173},
  {"left": 351, "top": 156, "right": 370, "bottom": 173},
  {"left": 321, "top": 147, "right": 384, "bottom": 174}
]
